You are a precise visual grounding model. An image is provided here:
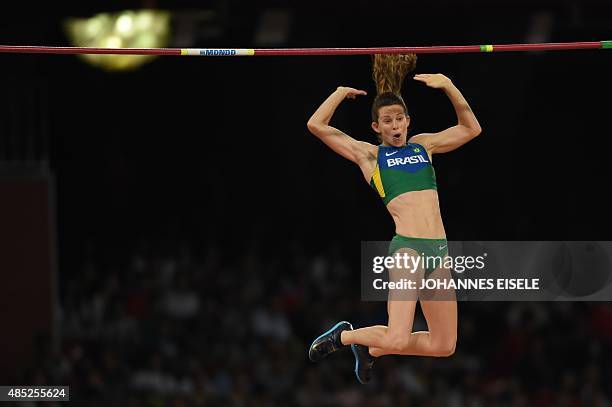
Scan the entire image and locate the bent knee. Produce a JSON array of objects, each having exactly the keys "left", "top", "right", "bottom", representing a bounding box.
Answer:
[
  {"left": 432, "top": 338, "right": 456, "bottom": 357},
  {"left": 382, "top": 335, "right": 411, "bottom": 353}
]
